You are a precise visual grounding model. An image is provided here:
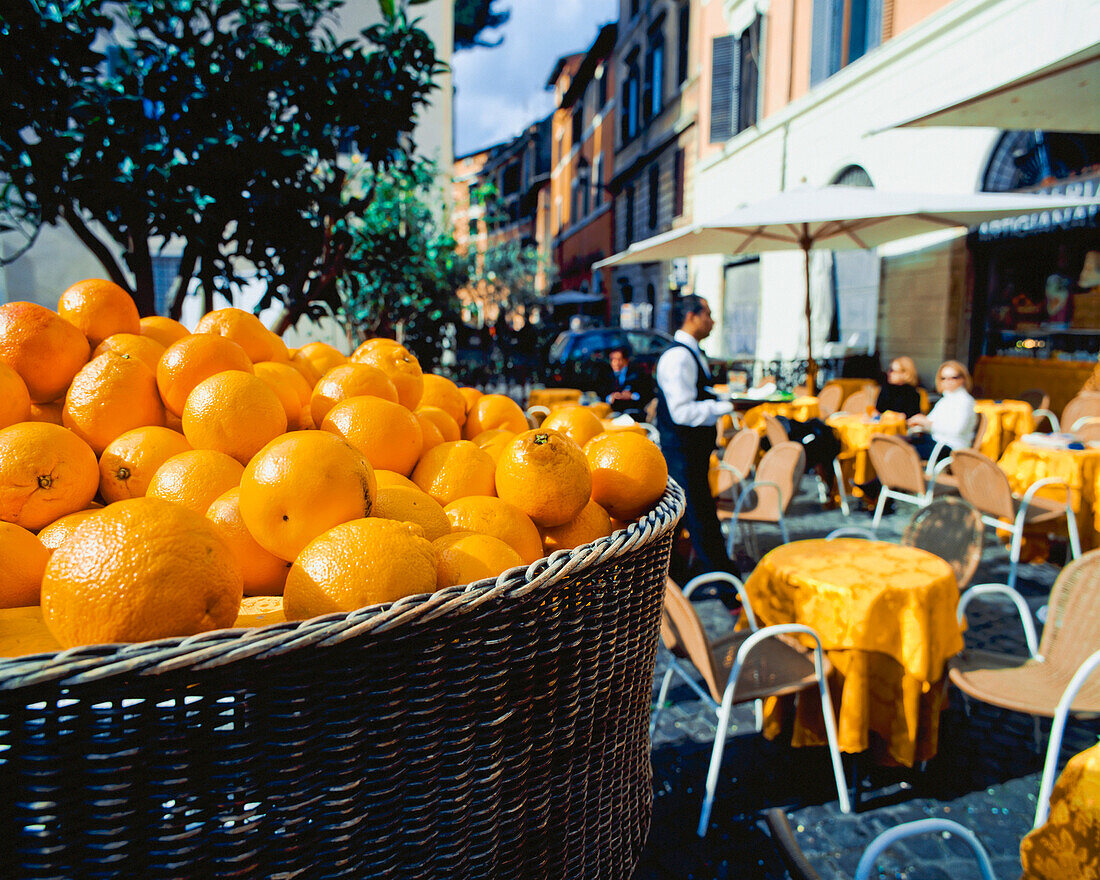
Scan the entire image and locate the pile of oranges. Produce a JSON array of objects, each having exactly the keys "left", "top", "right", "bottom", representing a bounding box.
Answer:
[{"left": 0, "top": 279, "right": 670, "bottom": 653}]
